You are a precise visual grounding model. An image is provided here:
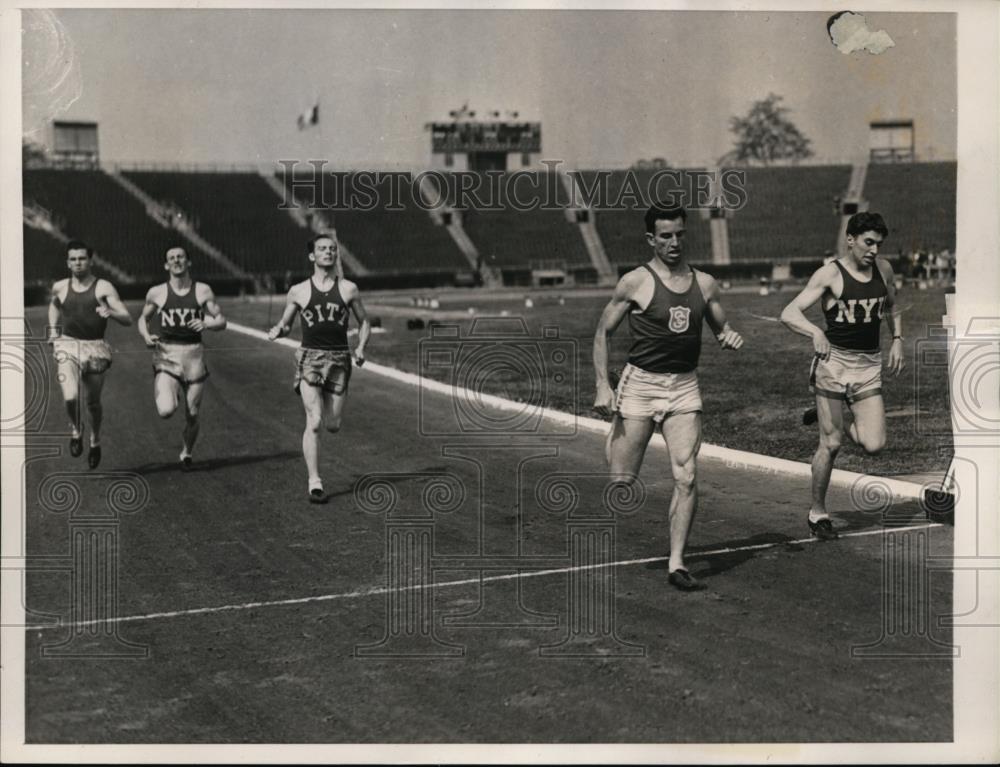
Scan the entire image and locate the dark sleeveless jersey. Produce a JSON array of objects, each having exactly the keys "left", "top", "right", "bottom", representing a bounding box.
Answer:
[
  {"left": 627, "top": 264, "right": 706, "bottom": 374},
  {"left": 61, "top": 280, "right": 107, "bottom": 340},
  {"left": 299, "top": 277, "right": 350, "bottom": 350},
  {"left": 824, "top": 261, "right": 888, "bottom": 352},
  {"left": 157, "top": 282, "right": 205, "bottom": 344}
]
